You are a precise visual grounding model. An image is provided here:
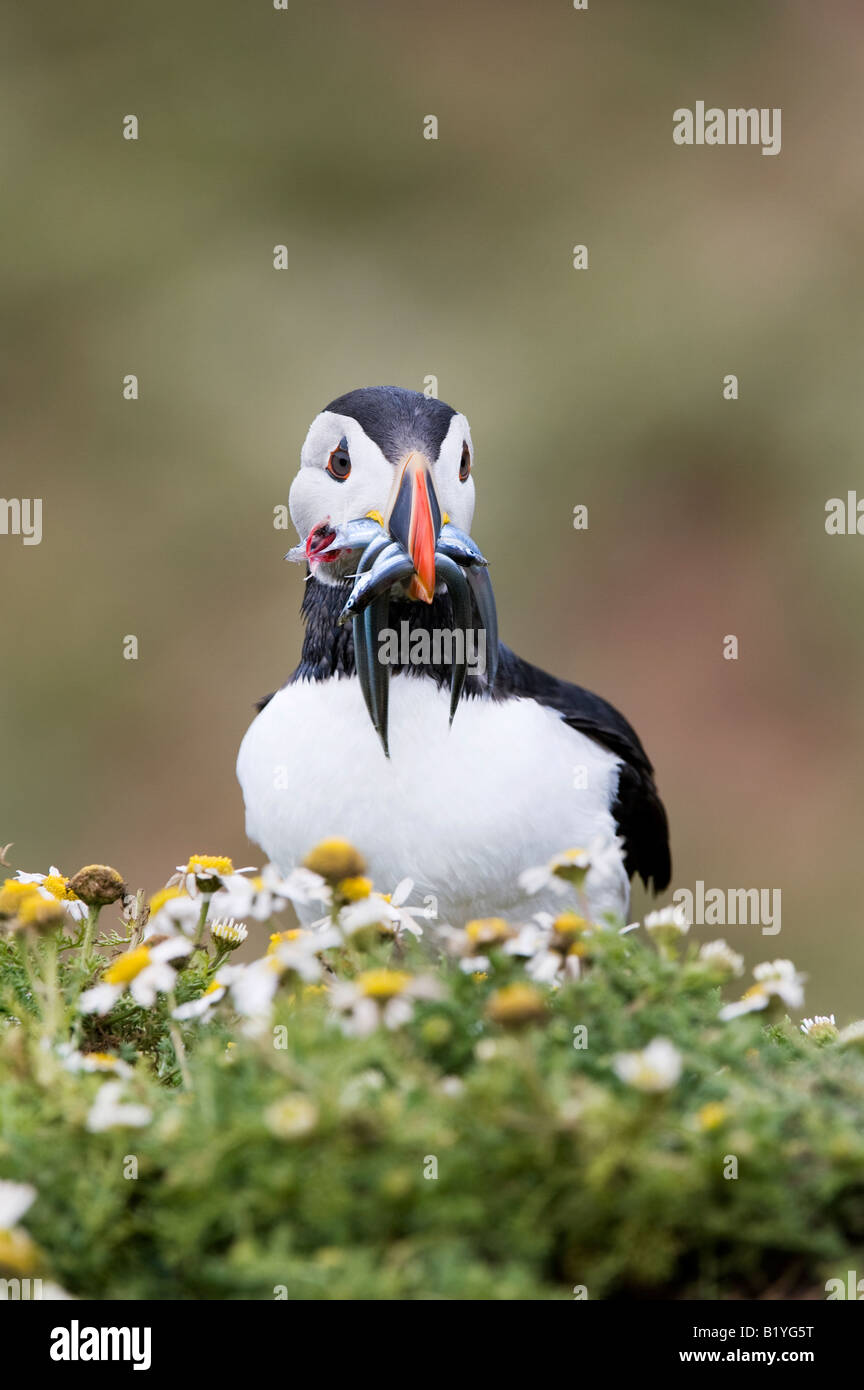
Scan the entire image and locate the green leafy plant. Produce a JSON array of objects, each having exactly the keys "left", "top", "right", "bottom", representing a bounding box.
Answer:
[{"left": 0, "top": 846, "right": 862, "bottom": 1301}]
